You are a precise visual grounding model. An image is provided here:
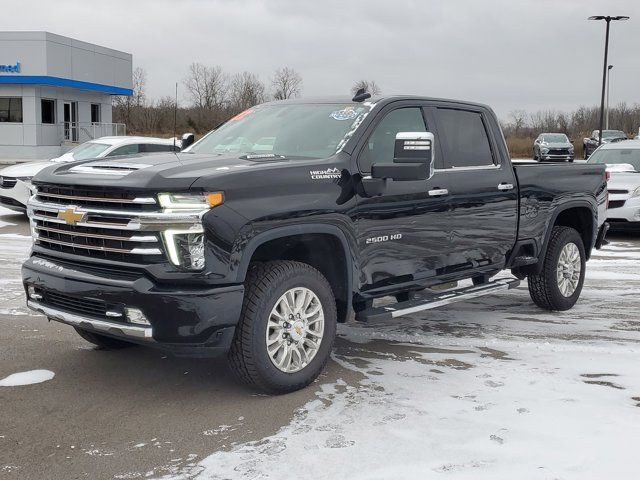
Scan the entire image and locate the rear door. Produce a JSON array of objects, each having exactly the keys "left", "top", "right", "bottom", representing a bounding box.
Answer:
[
  {"left": 354, "top": 102, "right": 450, "bottom": 291},
  {"left": 430, "top": 105, "right": 517, "bottom": 271}
]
